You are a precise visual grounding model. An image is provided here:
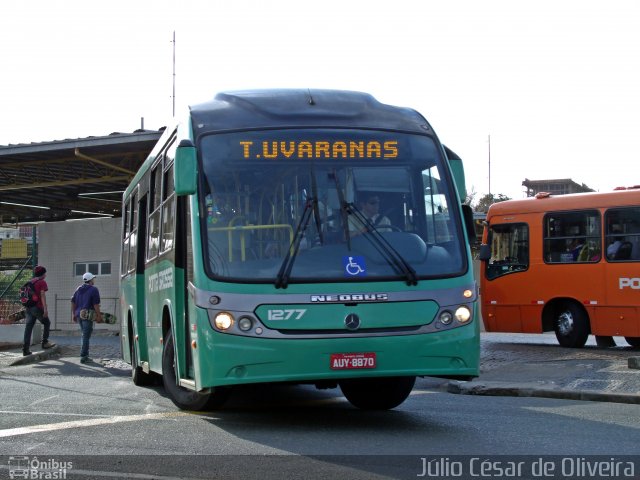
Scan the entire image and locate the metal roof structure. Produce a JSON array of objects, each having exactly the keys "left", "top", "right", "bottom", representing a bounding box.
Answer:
[{"left": 0, "top": 129, "right": 163, "bottom": 224}]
